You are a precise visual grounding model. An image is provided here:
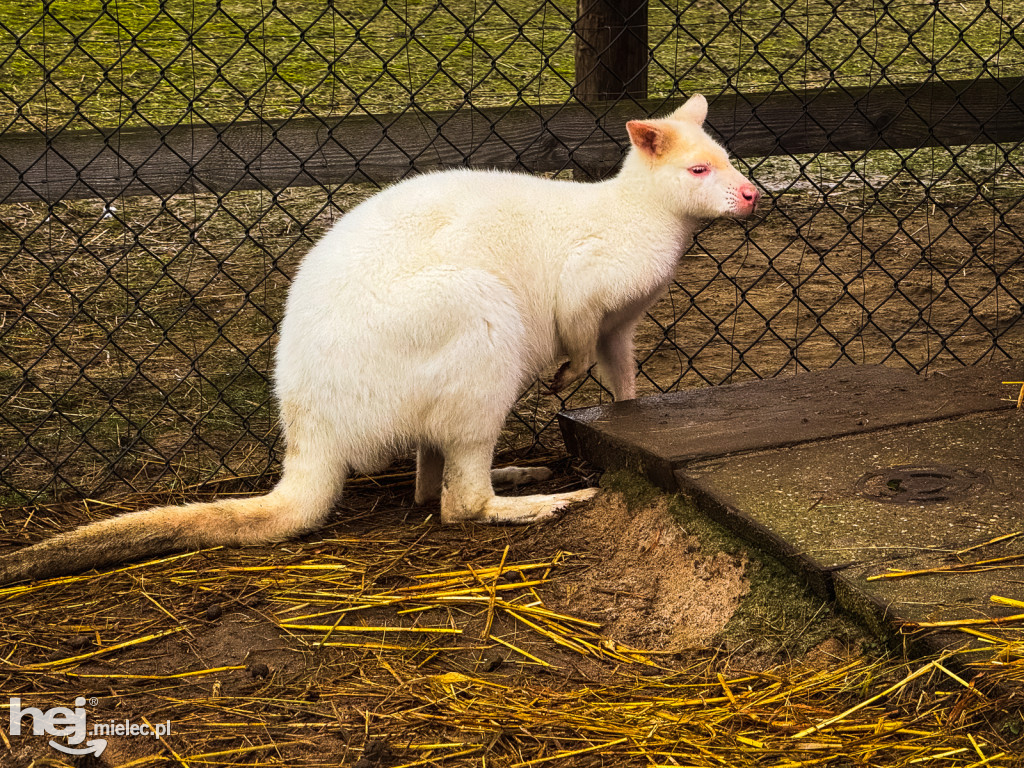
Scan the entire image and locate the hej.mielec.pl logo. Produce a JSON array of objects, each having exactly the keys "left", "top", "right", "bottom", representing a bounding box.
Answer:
[{"left": 8, "top": 697, "right": 172, "bottom": 757}]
